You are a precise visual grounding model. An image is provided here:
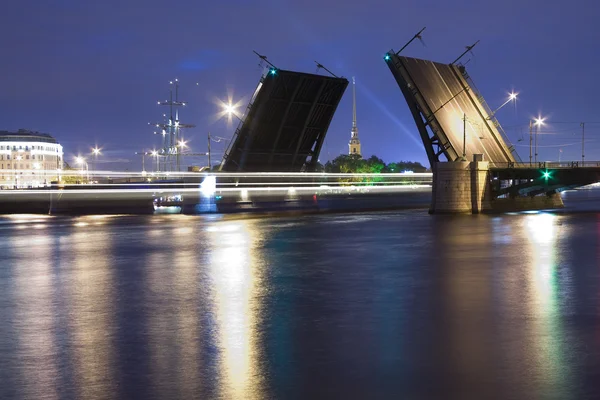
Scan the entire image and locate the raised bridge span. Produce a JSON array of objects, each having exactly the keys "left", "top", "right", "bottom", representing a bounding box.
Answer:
[{"left": 383, "top": 50, "right": 600, "bottom": 213}]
